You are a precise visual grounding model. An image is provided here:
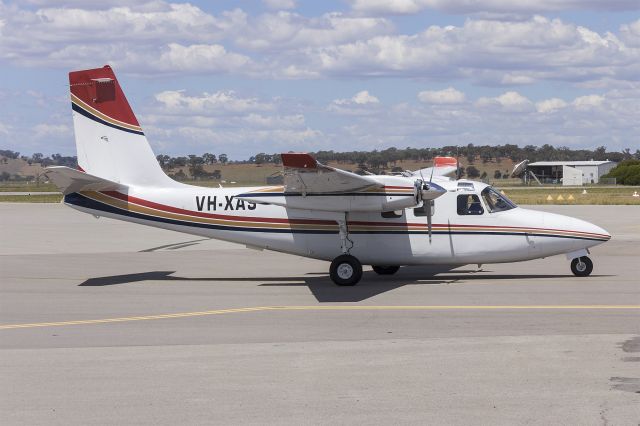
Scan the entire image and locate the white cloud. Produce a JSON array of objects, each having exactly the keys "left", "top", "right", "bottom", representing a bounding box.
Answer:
[
  {"left": 0, "top": 2, "right": 250, "bottom": 72},
  {"left": 334, "top": 90, "right": 380, "bottom": 105},
  {"left": 286, "top": 15, "right": 639, "bottom": 86},
  {"left": 418, "top": 87, "right": 465, "bottom": 104},
  {"left": 352, "top": 90, "right": 380, "bottom": 104},
  {"left": 0, "top": 121, "right": 10, "bottom": 135},
  {"left": 1, "top": 3, "right": 638, "bottom": 88},
  {"left": 476, "top": 91, "right": 533, "bottom": 111},
  {"left": 536, "top": 98, "right": 568, "bottom": 113},
  {"left": 347, "top": 0, "right": 640, "bottom": 15},
  {"left": 572, "top": 94, "right": 605, "bottom": 110},
  {"left": 620, "top": 19, "right": 640, "bottom": 47},
  {"left": 242, "top": 113, "right": 305, "bottom": 129},
  {"left": 154, "top": 43, "right": 252, "bottom": 73},
  {"left": 154, "top": 90, "right": 273, "bottom": 114},
  {"left": 262, "top": 0, "right": 297, "bottom": 10},
  {"left": 33, "top": 123, "right": 71, "bottom": 139},
  {"left": 235, "top": 12, "right": 393, "bottom": 51},
  {"left": 327, "top": 91, "right": 383, "bottom": 116}
]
